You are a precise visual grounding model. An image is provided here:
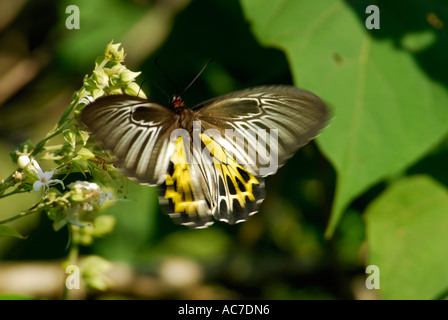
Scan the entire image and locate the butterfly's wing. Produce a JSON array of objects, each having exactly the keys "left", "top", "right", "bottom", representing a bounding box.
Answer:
[
  {"left": 160, "top": 135, "right": 216, "bottom": 229},
  {"left": 196, "top": 85, "right": 329, "bottom": 177},
  {"left": 163, "top": 130, "right": 265, "bottom": 226},
  {"left": 197, "top": 132, "right": 266, "bottom": 224},
  {"left": 195, "top": 85, "right": 328, "bottom": 223},
  {"left": 81, "top": 95, "right": 217, "bottom": 229},
  {"left": 80, "top": 95, "right": 179, "bottom": 185}
]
